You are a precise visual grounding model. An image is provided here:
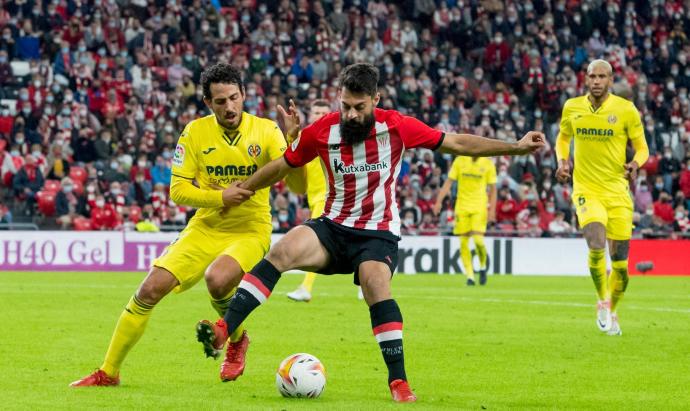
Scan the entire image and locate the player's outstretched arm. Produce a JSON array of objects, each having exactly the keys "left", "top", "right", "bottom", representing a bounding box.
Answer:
[
  {"left": 240, "top": 157, "right": 293, "bottom": 192},
  {"left": 432, "top": 177, "right": 454, "bottom": 216},
  {"left": 439, "top": 131, "right": 545, "bottom": 157},
  {"left": 170, "top": 175, "right": 253, "bottom": 208},
  {"left": 555, "top": 132, "right": 573, "bottom": 183}
]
